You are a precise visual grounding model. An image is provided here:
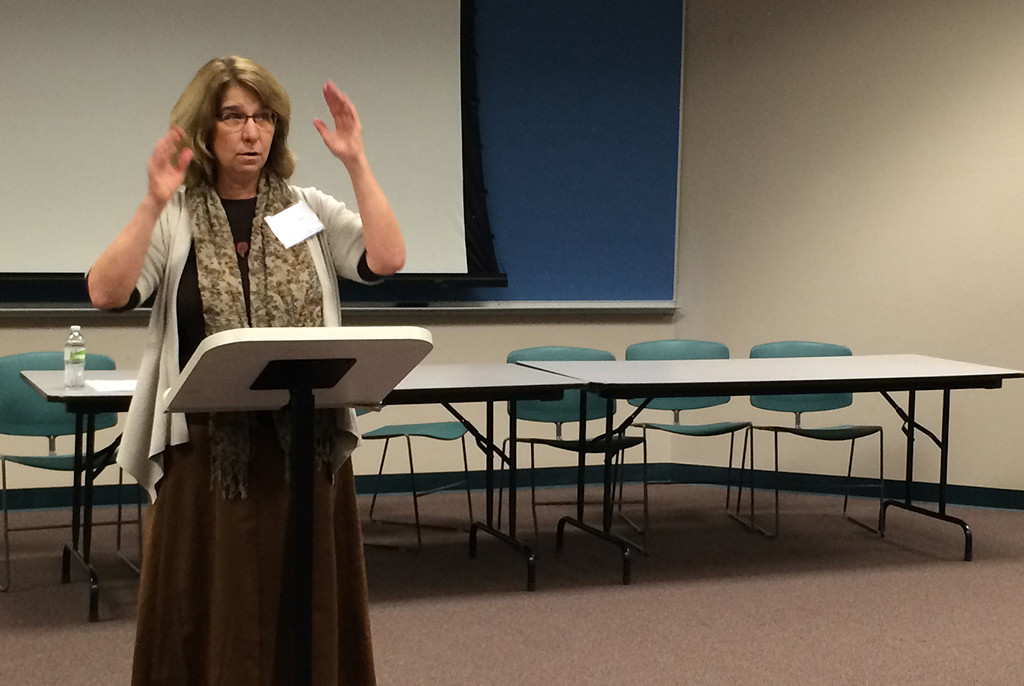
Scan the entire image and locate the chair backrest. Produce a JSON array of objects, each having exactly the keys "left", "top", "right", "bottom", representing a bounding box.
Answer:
[
  {"left": 625, "top": 339, "right": 732, "bottom": 412},
  {"left": 749, "top": 341, "right": 853, "bottom": 417},
  {"left": 506, "top": 346, "right": 615, "bottom": 425},
  {"left": 0, "top": 352, "right": 118, "bottom": 438}
]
